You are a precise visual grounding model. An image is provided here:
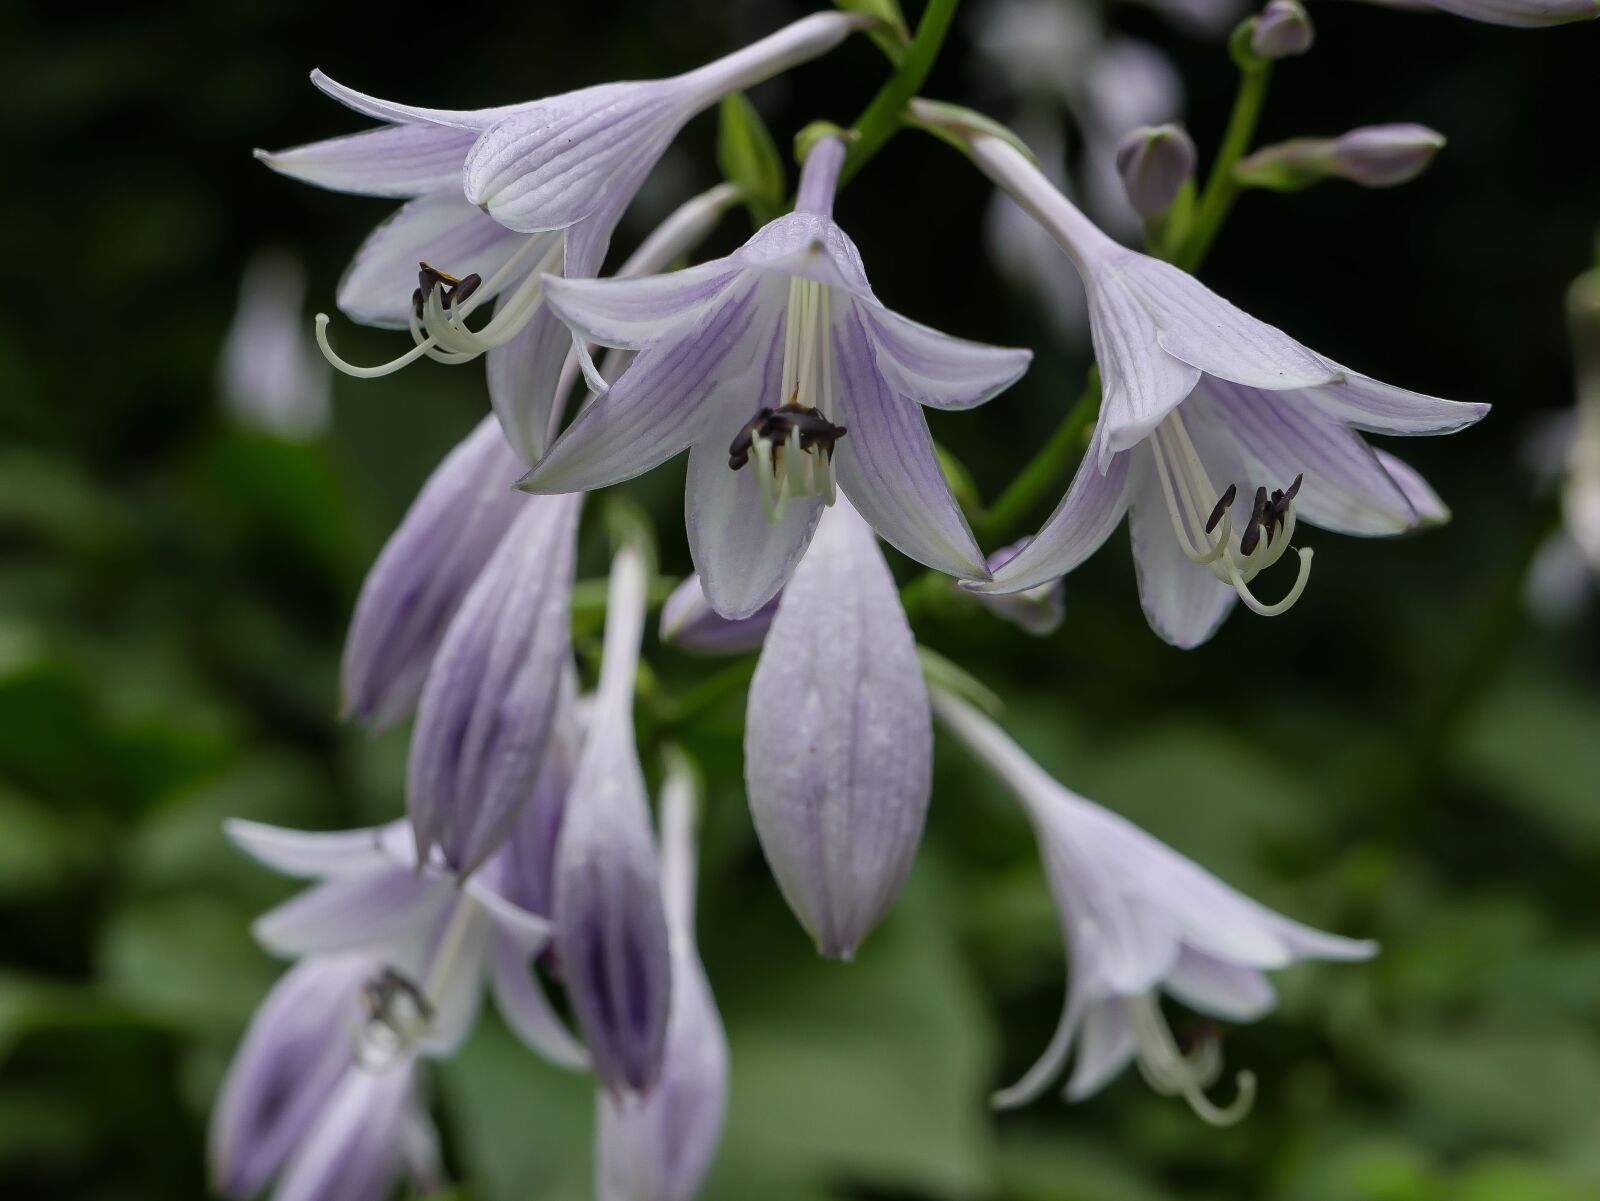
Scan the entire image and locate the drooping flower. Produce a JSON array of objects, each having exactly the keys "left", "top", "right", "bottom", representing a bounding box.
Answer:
[
  {"left": 1355, "top": 0, "right": 1596, "bottom": 27},
  {"left": 955, "top": 128, "right": 1487, "bottom": 647},
  {"left": 931, "top": 689, "right": 1375, "bottom": 1122},
  {"left": 522, "top": 136, "right": 1032, "bottom": 618},
  {"left": 552, "top": 542, "right": 673, "bottom": 1093},
  {"left": 218, "top": 250, "right": 331, "bottom": 440},
  {"left": 744, "top": 499, "right": 931, "bottom": 958},
  {"left": 407, "top": 492, "right": 582, "bottom": 875},
  {"left": 595, "top": 752, "right": 729, "bottom": 1201}
]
